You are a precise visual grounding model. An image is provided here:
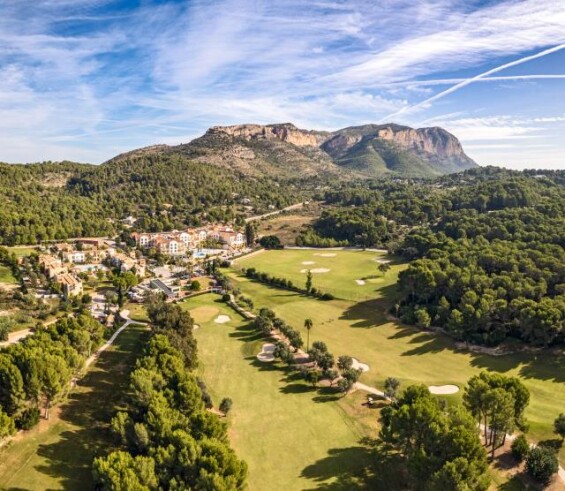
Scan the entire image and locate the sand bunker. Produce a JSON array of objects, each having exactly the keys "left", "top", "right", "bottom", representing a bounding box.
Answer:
[
  {"left": 428, "top": 385, "right": 459, "bottom": 395},
  {"left": 302, "top": 261, "right": 316, "bottom": 265},
  {"left": 355, "top": 279, "right": 366, "bottom": 285},
  {"left": 376, "top": 258, "right": 391, "bottom": 264},
  {"left": 257, "top": 343, "right": 276, "bottom": 362},
  {"left": 214, "top": 315, "right": 231, "bottom": 324},
  {"left": 314, "top": 253, "right": 336, "bottom": 257},
  {"left": 351, "top": 358, "right": 370, "bottom": 372},
  {"left": 193, "top": 324, "right": 200, "bottom": 330},
  {"left": 300, "top": 268, "right": 331, "bottom": 273}
]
